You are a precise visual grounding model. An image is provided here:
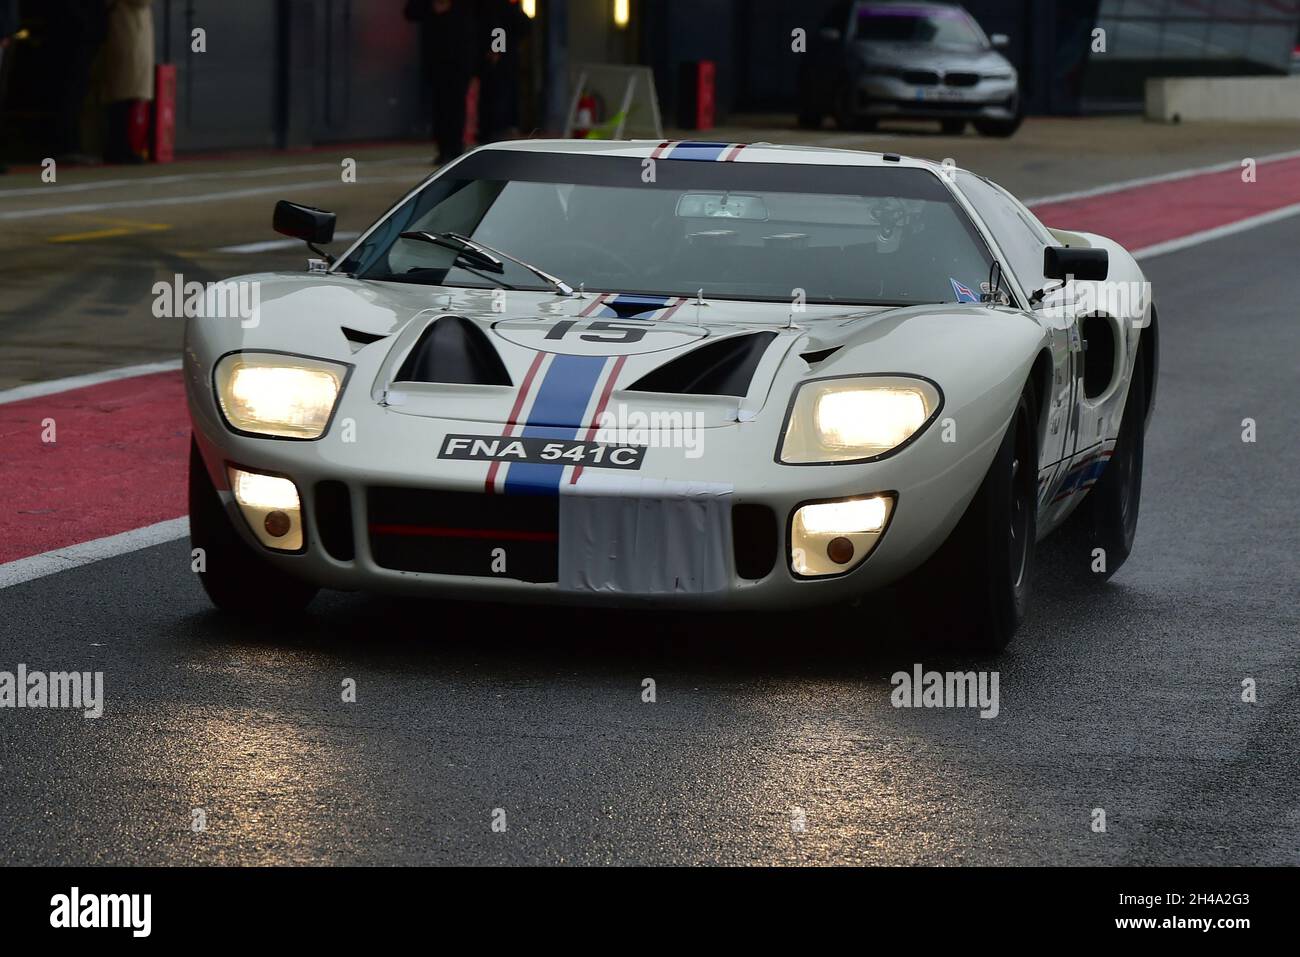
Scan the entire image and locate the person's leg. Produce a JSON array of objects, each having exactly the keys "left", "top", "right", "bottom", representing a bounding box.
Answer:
[{"left": 433, "top": 72, "right": 469, "bottom": 162}]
